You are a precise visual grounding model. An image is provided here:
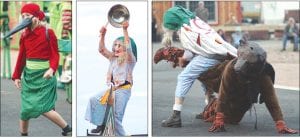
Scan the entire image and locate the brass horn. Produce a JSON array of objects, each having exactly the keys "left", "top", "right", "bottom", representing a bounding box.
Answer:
[{"left": 107, "top": 4, "right": 130, "bottom": 28}]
